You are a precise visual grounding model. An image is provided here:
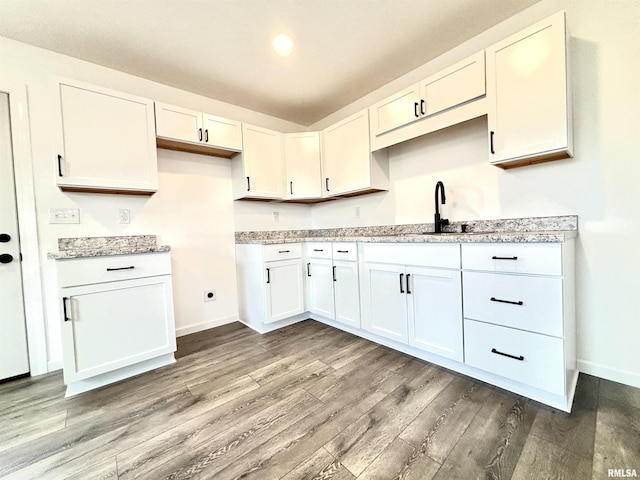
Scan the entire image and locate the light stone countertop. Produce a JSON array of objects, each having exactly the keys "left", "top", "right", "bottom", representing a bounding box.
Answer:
[
  {"left": 235, "top": 215, "right": 578, "bottom": 245},
  {"left": 48, "top": 235, "right": 171, "bottom": 259}
]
